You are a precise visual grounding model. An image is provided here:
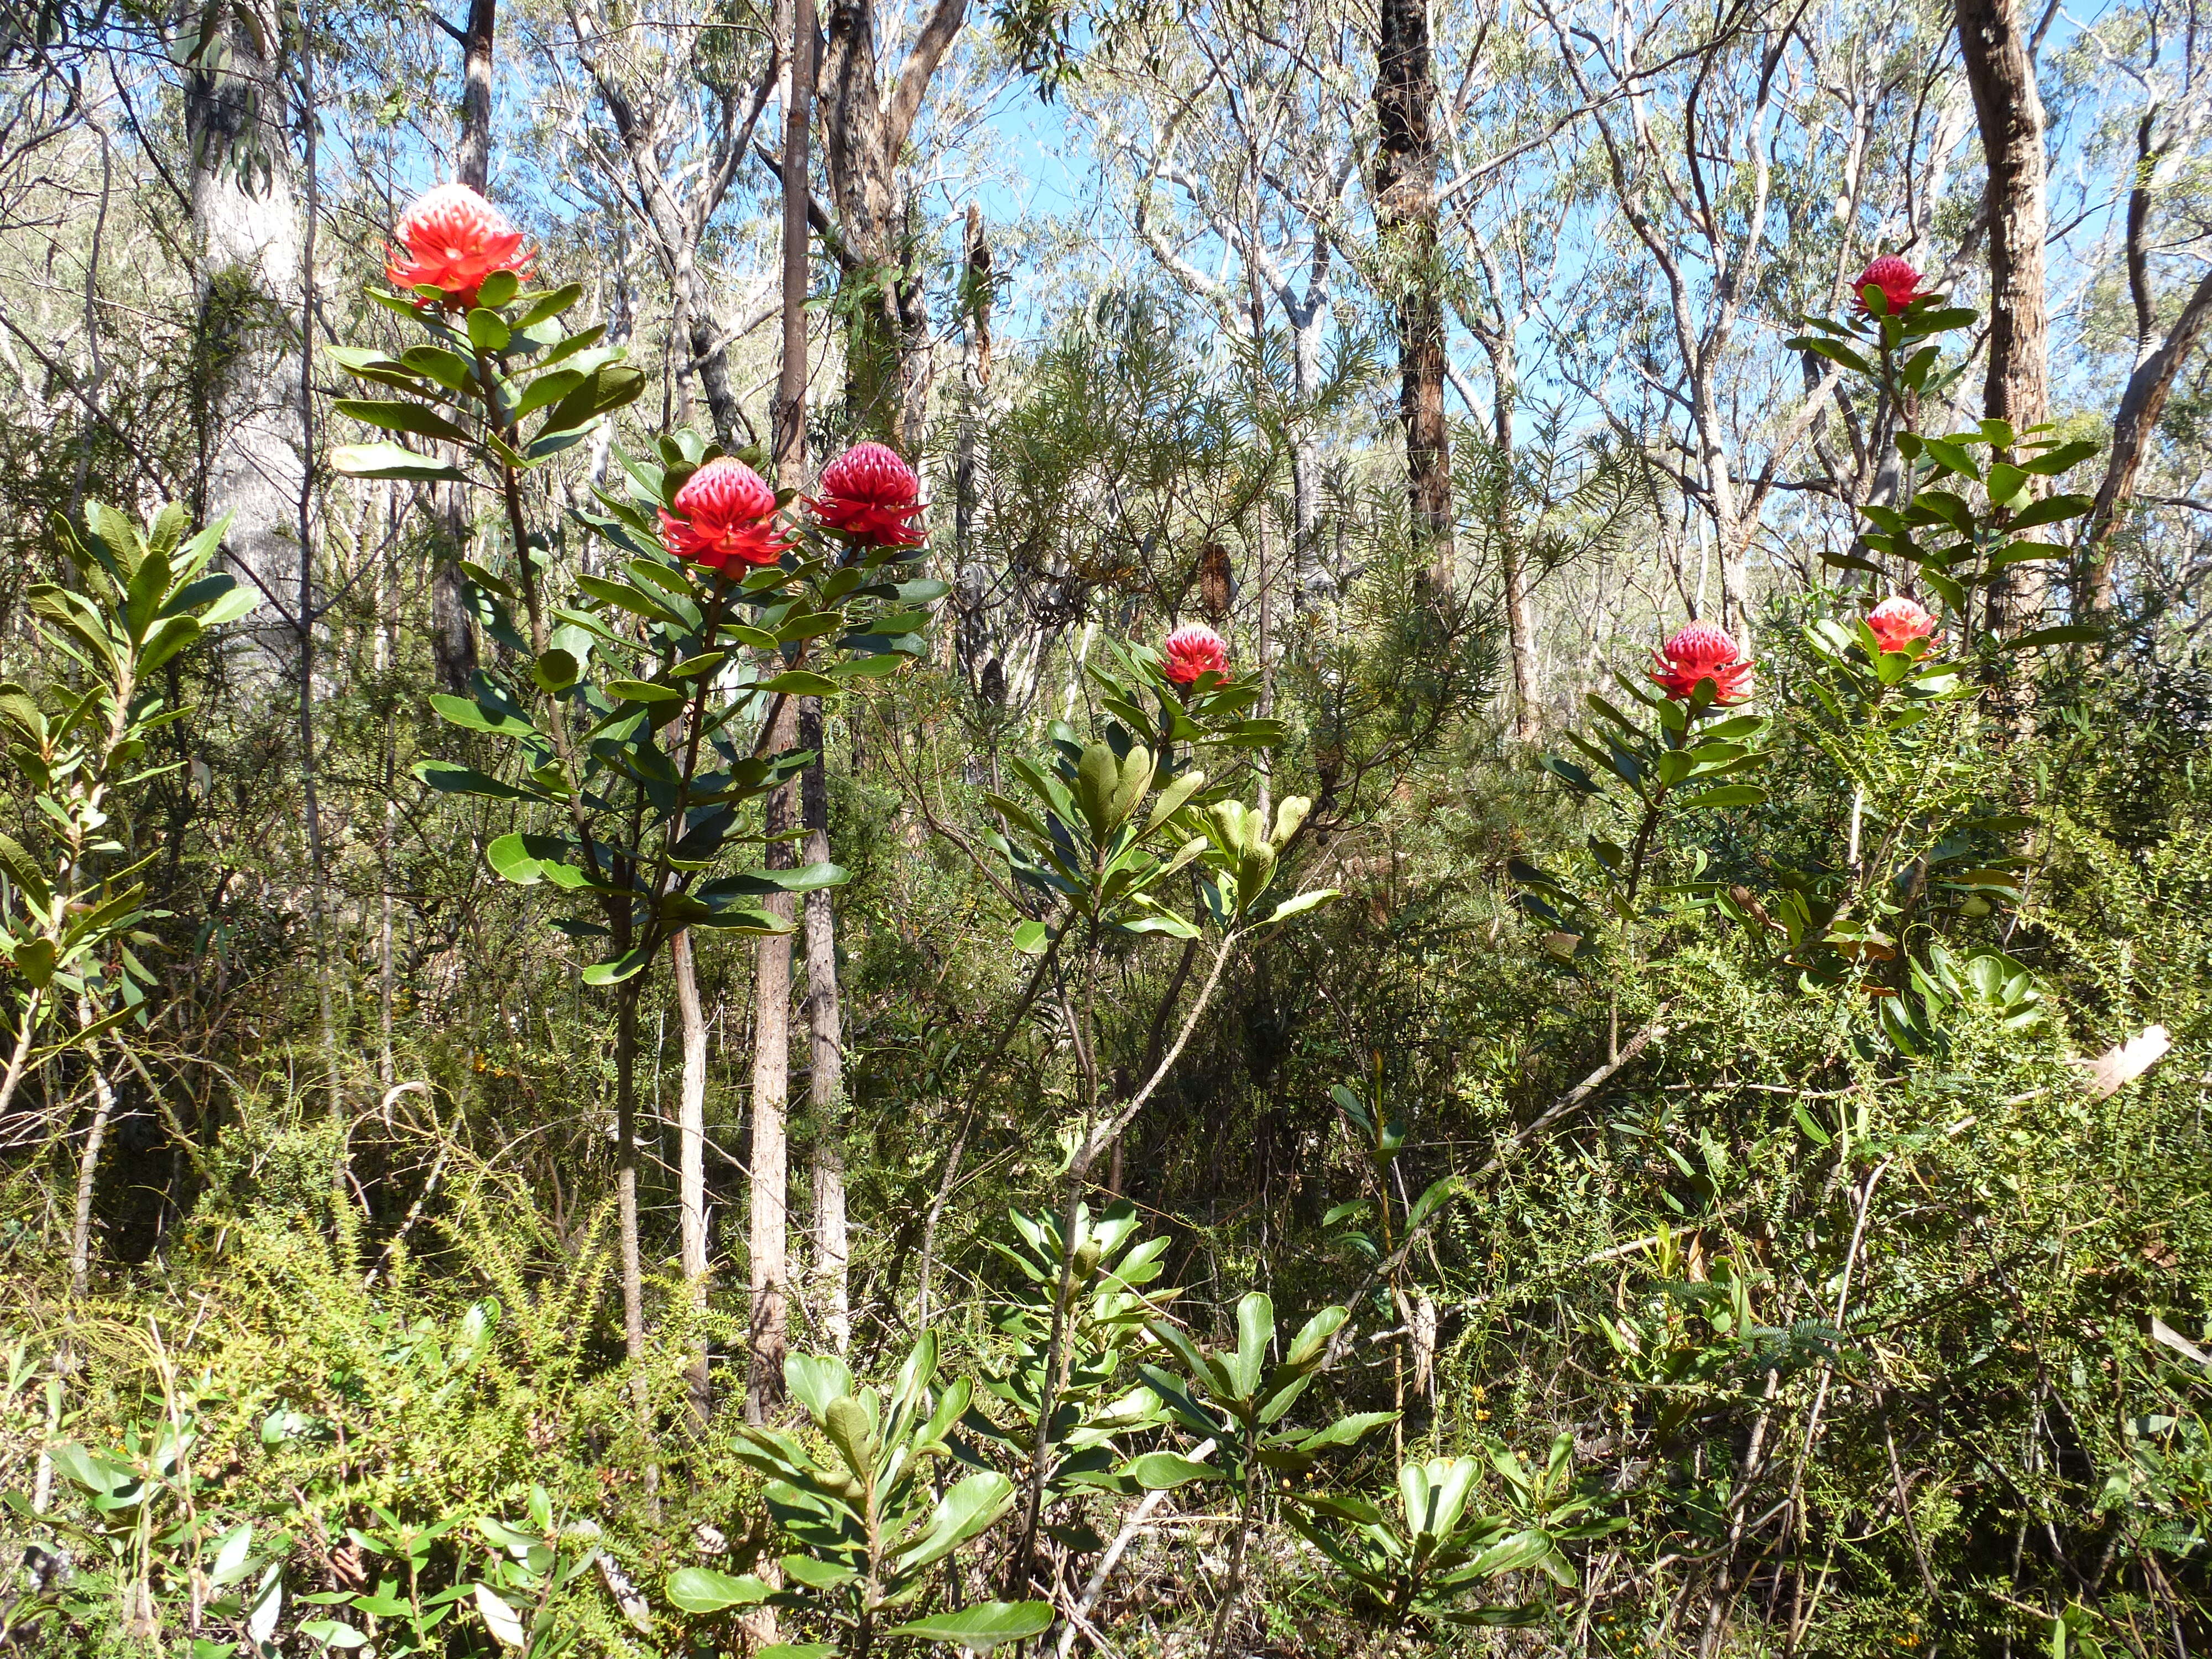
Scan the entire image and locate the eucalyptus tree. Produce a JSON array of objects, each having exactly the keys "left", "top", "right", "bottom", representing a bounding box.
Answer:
[
  {"left": 1073, "top": 0, "right": 1369, "bottom": 608},
  {"left": 184, "top": 0, "right": 304, "bottom": 655},
  {"left": 554, "top": 0, "right": 783, "bottom": 450},
  {"left": 1532, "top": 0, "right": 1978, "bottom": 645},
  {"left": 2070, "top": 0, "right": 2212, "bottom": 614}
]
